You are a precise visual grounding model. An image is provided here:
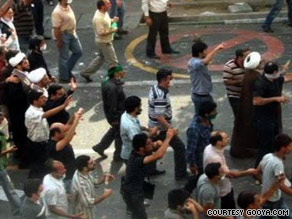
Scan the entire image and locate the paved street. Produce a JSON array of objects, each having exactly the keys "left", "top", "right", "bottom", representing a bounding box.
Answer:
[{"left": 1, "top": 0, "right": 292, "bottom": 218}]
